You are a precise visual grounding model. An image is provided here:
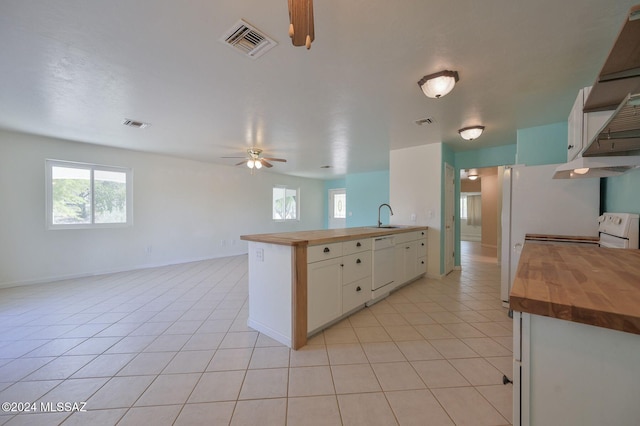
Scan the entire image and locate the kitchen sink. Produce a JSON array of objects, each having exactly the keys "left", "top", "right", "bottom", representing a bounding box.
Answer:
[{"left": 368, "top": 225, "right": 399, "bottom": 229}]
